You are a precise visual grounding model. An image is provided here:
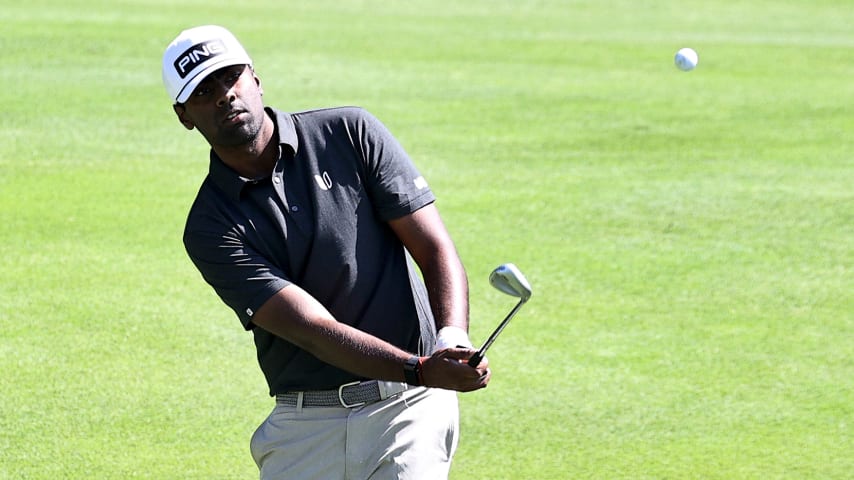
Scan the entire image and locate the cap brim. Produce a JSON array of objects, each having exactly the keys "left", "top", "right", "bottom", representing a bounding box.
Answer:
[{"left": 174, "top": 57, "right": 251, "bottom": 104}]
